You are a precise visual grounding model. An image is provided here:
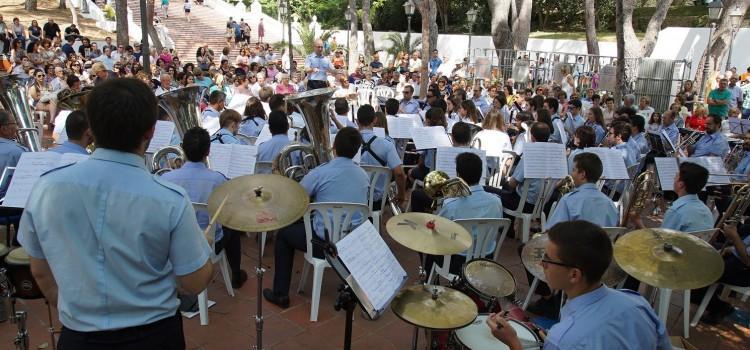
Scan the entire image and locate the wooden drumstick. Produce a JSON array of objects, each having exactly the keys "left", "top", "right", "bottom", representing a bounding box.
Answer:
[{"left": 204, "top": 195, "right": 230, "bottom": 239}]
